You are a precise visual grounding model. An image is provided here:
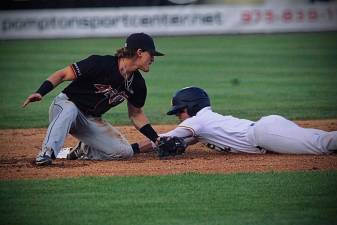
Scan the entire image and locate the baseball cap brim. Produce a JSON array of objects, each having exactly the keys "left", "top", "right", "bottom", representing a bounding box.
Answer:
[
  {"left": 153, "top": 50, "right": 165, "bottom": 56},
  {"left": 167, "top": 109, "right": 177, "bottom": 115},
  {"left": 167, "top": 105, "right": 184, "bottom": 115}
]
